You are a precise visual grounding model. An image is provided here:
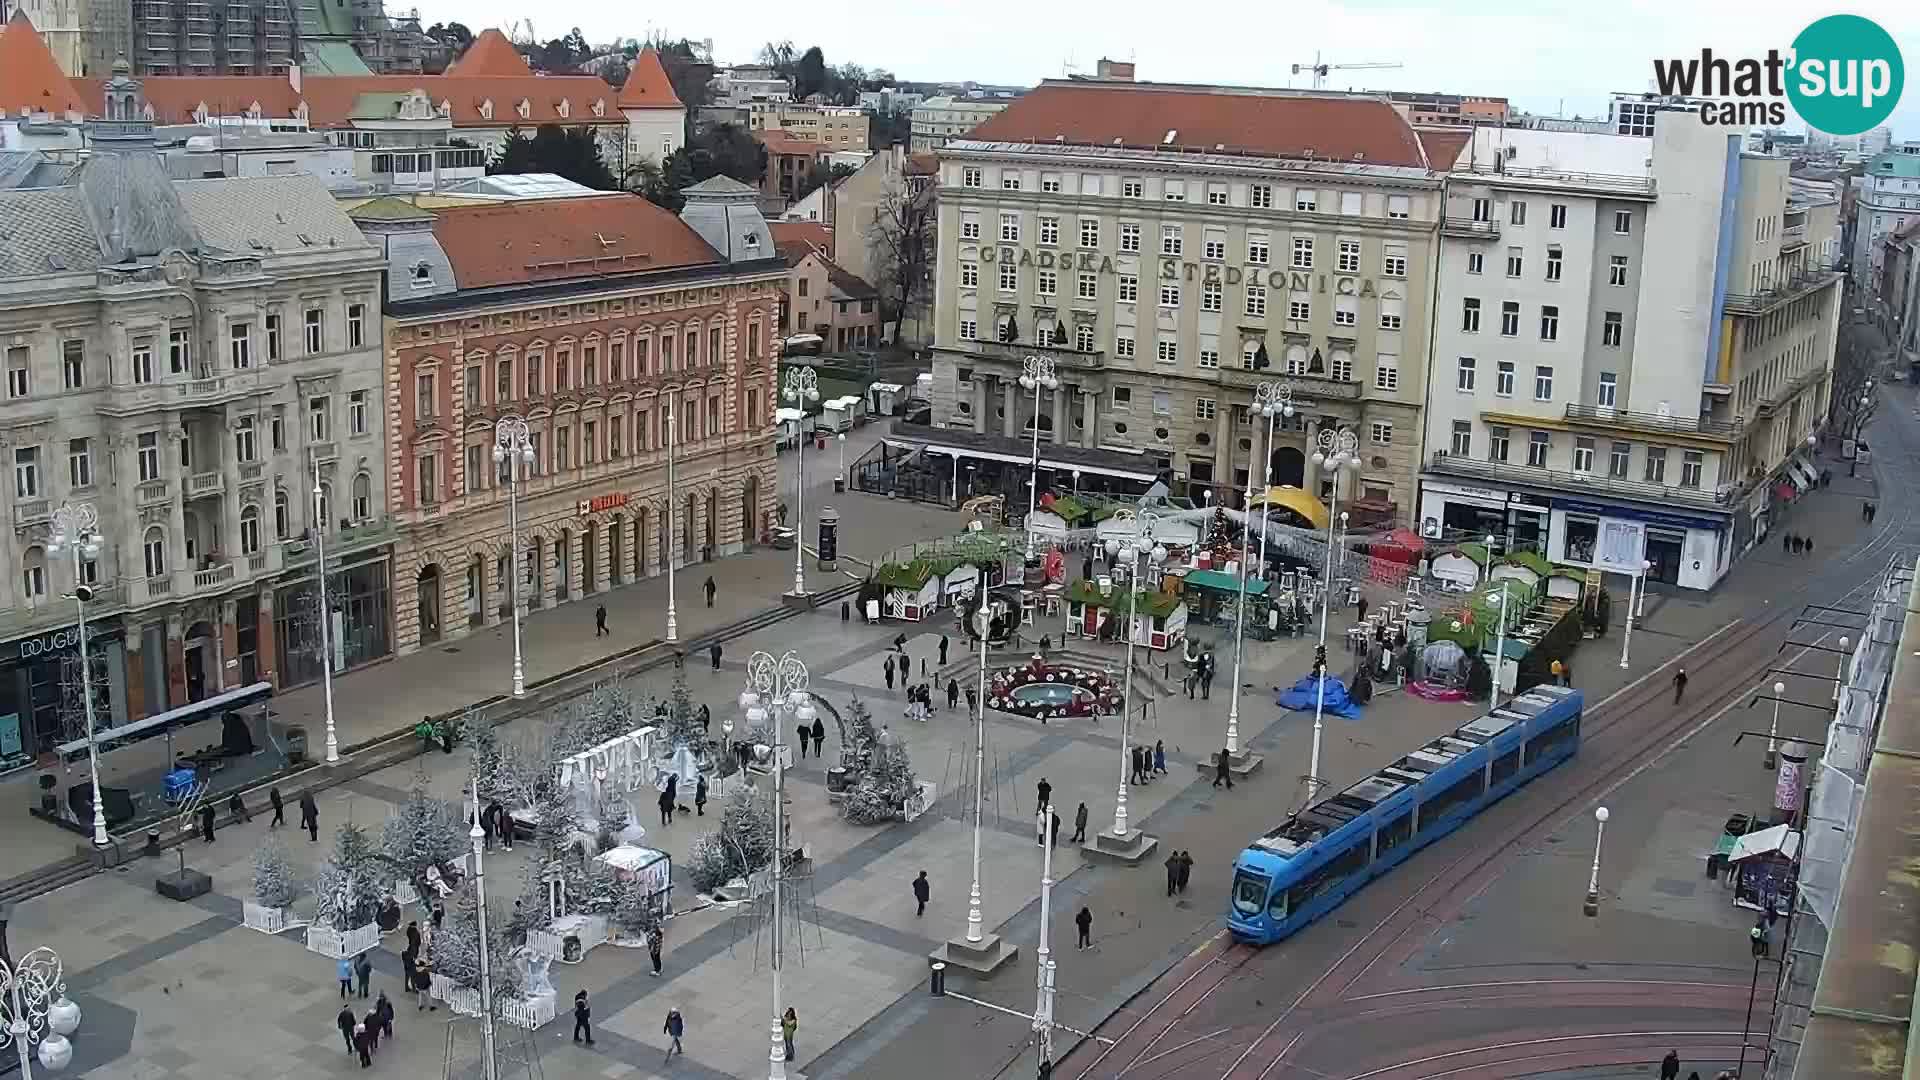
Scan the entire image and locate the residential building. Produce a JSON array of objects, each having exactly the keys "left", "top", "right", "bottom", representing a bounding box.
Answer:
[
  {"left": 777, "top": 238, "right": 881, "bottom": 351},
  {"left": 859, "top": 88, "right": 924, "bottom": 115},
  {"left": 1880, "top": 222, "right": 1920, "bottom": 369},
  {"left": 1847, "top": 144, "right": 1920, "bottom": 299},
  {"left": 1420, "top": 119, "right": 1841, "bottom": 592},
  {"left": 616, "top": 48, "right": 685, "bottom": 169},
  {"left": 745, "top": 100, "right": 868, "bottom": 151},
  {"left": 756, "top": 128, "right": 829, "bottom": 204},
  {"left": 1608, "top": 92, "right": 1712, "bottom": 137},
  {"left": 10, "top": 0, "right": 435, "bottom": 78},
  {"left": 831, "top": 144, "right": 937, "bottom": 344},
  {"left": 928, "top": 79, "right": 1445, "bottom": 518},
  {"left": 358, "top": 179, "right": 785, "bottom": 655},
  {"left": 0, "top": 64, "right": 391, "bottom": 765},
  {"left": 708, "top": 65, "right": 787, "bottom": 108},
  {"left": 1387, "top": 91, "right": 1509, "bottom": 127},
  {"left": 910, "top": 95, "right": 1009, "bottom": 152}
]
